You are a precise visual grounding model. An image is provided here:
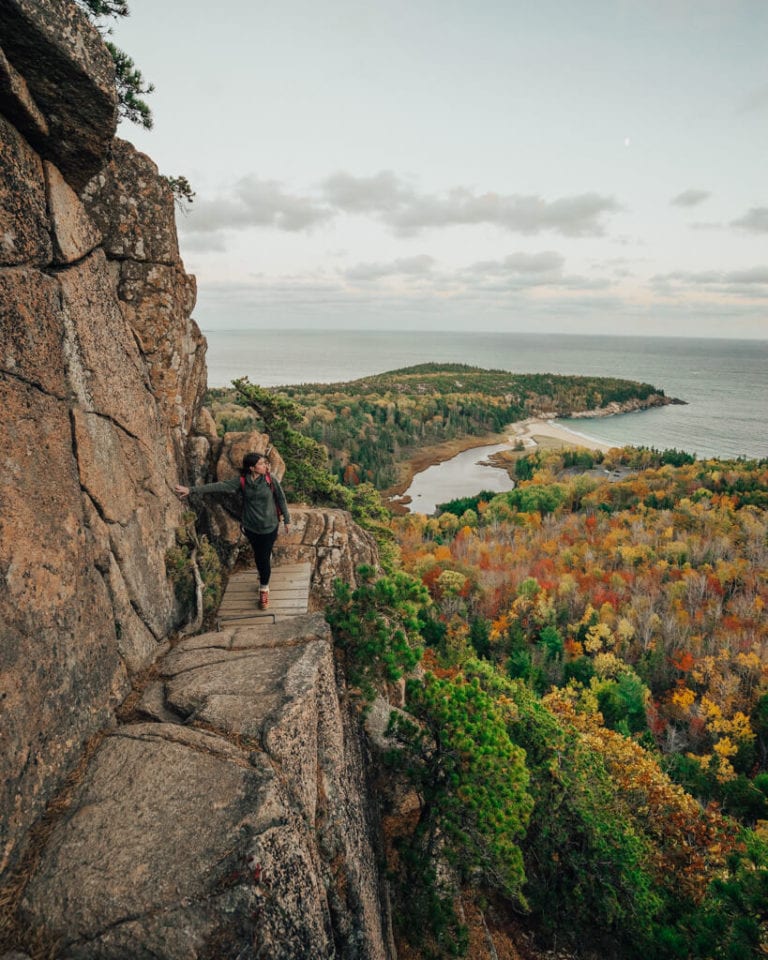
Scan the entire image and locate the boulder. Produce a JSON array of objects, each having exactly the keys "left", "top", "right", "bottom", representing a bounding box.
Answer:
[
  {"left": 20, "top": 724, "right": 333, "bottom": 958},
  {"left": 217, "top": 429, "right": 286, "bottom": 481},
  {"left": 43, "top": 160, "right": 101, "bottom": 264},
  {"left": 0, "top": 0, "right": 117, "bottom": 190},
  {"left": 275, "top": 507, "right": 380, "bottom": 604},
  {"left": 81, "top": 138, "right": 179, "bottom": 264}
]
